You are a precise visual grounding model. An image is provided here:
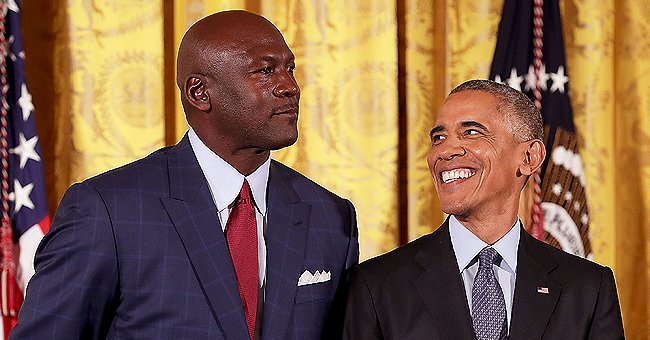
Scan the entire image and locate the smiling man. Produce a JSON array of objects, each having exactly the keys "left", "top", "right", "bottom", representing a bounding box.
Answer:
[
  {"left": 11, "top": 10, "right": 358, "bottom": 340},
  {"left": 342, "top": 79, "right": 624, "bottom": 339}
]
